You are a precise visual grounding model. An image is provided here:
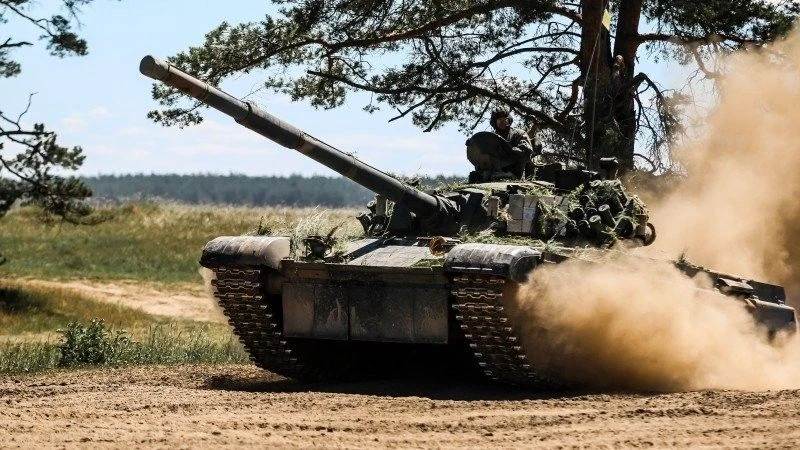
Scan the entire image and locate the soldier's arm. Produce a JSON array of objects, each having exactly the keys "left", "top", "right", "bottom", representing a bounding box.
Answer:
[{"left": 509, "top": 129, "right": 534, "bottom": 156}]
